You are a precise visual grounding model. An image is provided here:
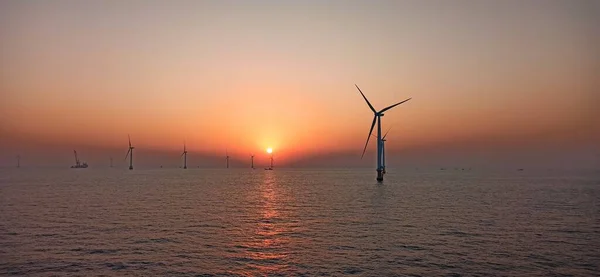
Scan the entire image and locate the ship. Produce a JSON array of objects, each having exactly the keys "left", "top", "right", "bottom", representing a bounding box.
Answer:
[{"left": 71, "top": 150, "right": 88, "bottom": 168}]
